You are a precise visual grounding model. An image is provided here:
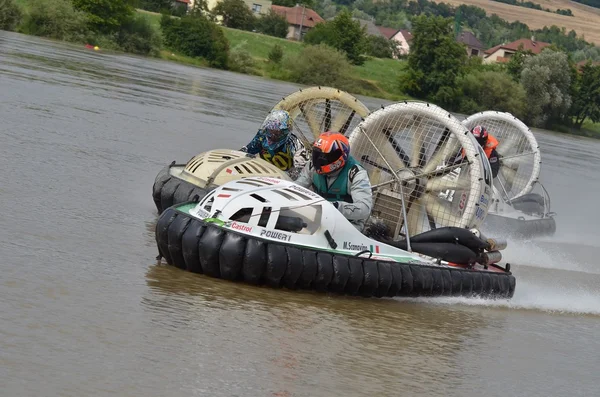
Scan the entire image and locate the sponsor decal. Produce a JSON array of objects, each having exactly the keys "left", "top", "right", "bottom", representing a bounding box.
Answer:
[
  {"left": 231, "top": 222, "right": 252, "bottom": 232},
  {"left": 479, "top": 194, "right": 489, "bottom": 206},
  {"left": 476, "top": 206, "right": 485, "bottom": 220},
  {"left": 458, "top": 192, "right": 467, "bottom": 211},
  {"left": 259, "top": 177, "right": 281, "bottom": 184},
  {"left": 217, "top": 193, "right": 231, "bottom": 198},
  {"left": 193, "top": 207, "right": 209, "bottom": 218},
  {"left": 260, "top": 229, "right": 292, "bottom": 242},
  {"left": 342, "top": 242, "right": 380, "bottom": 253},
  {"left": 289, "top": 184, "right": 319, "bottom": 198},
  {"left": 225, "top": 168, "right": 237, "bottom": 175}
]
